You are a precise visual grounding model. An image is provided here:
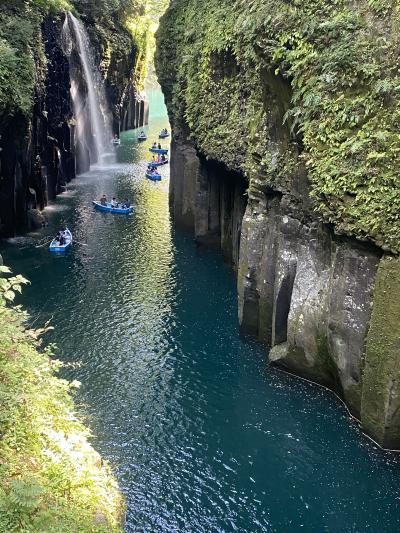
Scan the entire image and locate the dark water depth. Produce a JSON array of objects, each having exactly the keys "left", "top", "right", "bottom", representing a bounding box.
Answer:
[{"left": 2, "top": 91, "right": 400, "bottom": 533}]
